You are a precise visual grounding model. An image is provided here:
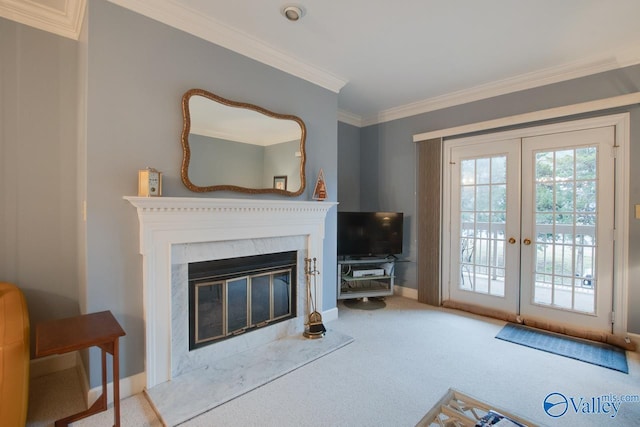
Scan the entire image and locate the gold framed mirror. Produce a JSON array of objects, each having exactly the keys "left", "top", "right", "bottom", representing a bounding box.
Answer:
[{"left": 181, "top": 88, "right": 306, "bottom": 195}]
